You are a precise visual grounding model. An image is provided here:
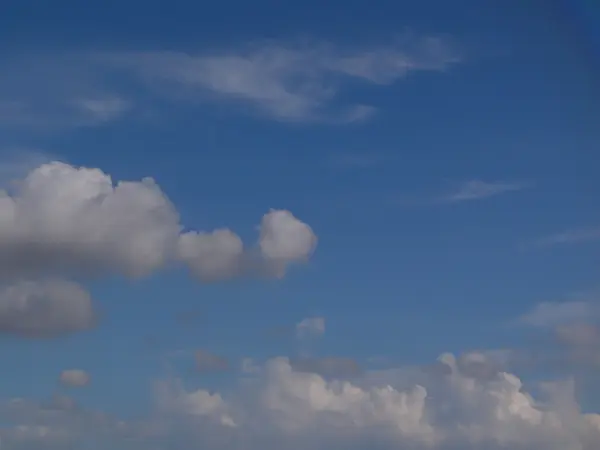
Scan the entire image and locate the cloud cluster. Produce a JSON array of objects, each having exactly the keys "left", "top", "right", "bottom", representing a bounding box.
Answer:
[
  {"left": 0, "top": 160, "right": 317, "bottom": 337},
  {"left": 3, "top": 352, "right": 600, "bottom": 450}
]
